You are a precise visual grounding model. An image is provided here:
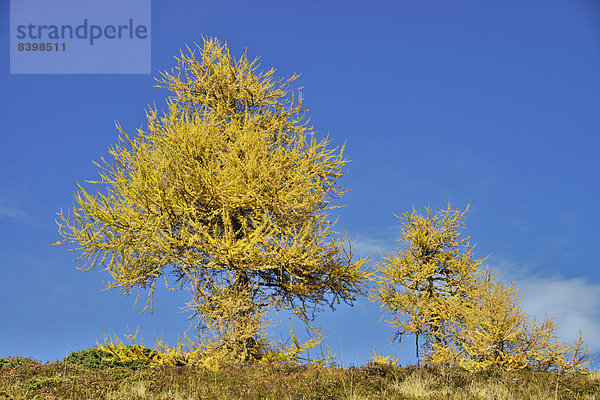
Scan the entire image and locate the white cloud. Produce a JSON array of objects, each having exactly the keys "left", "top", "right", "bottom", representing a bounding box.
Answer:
[
  {"left": 0, "top": 205, "right": 19, "bottom": 218},
  {"left": 353, "top": 237, "right": 393, "bottom": 259},
  {"left": 0, "top": 193, "right": 30, "bottom": 221},
  {"left": 351, "top": 226, "right": 400, "bottom": 260},
  {"left": 0, "top": 200, "right": 19, "bottom": 218},
  {"left": 492, "top": 258, "right": 600, "bottom": 353},
  {"left": 518, "top": 276, "right": 600, "bottom": 351}
]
